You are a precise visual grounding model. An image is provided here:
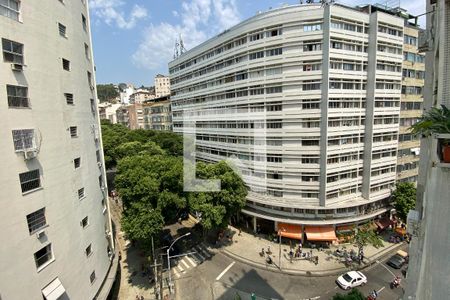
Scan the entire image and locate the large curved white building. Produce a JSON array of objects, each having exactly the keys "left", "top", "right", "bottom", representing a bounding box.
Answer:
[
  {"left": 169, "top": 3, "right": 404, "bottom": 238},
  {"left": 0, "top": 1, "right": 115, "bottom": 299}
]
